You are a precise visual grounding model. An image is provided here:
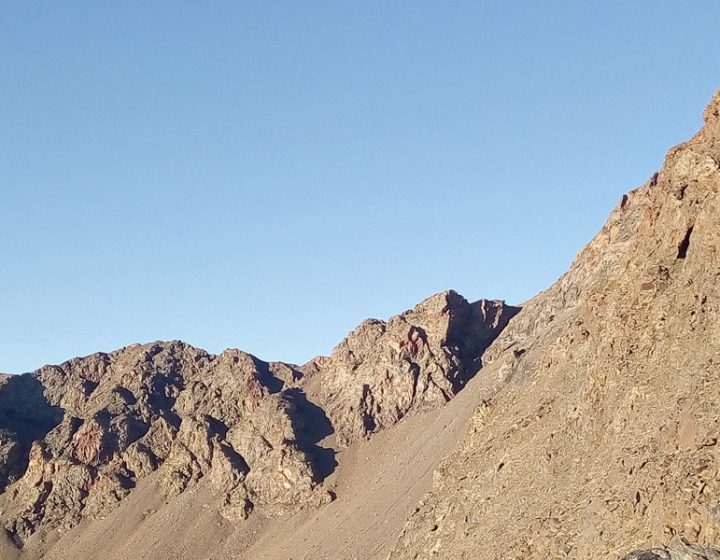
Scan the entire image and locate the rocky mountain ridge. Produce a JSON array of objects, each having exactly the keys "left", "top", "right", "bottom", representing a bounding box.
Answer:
[
  {"left": 0, "top": 290, "right": 517, "bottom": 556},
  {"left": 1, "top": 90, "right": 719, "bottom": 560}
]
